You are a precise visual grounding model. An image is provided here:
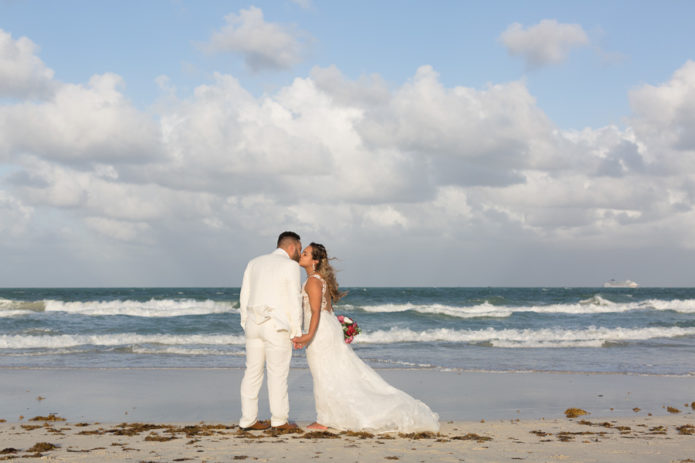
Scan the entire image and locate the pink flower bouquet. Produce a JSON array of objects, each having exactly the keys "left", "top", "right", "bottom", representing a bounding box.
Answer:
[{"left": 337, "top": 315, "right": 361, "bottom": 344}]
